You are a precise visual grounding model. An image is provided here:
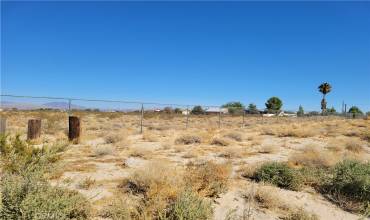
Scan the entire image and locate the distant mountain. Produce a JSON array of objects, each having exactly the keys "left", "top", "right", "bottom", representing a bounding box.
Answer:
[
  {"left": 0, "top": 101, "right": 85, "bottom": 110},
  {"left": 42, "top": 102, "right": 85, "bottom": 110},
  {"left": 0, "top": 101, "right": 43, "bottom": 110}
]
